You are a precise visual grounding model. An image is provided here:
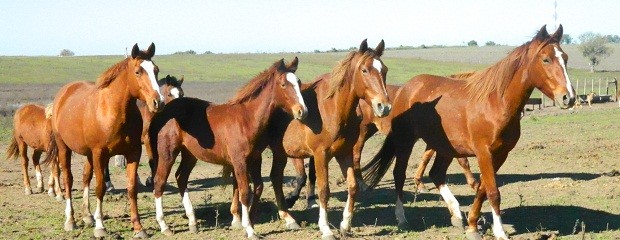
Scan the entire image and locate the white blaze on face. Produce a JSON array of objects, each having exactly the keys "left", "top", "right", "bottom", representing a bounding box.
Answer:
[
  {"left": 286, "top": 73, "right": 307, "bottom": 111},
  {"left": 170, "top": 87, "right": 180, "bottom": 98},
  {"left": 373, "top": 59, "right": 388, "bottom": 95},
  {"left": 140, "top": 60, "right": 163, "bottom": 101},
  {"left": 554, "top": 46, "right": 574, "bottom": 98}
]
